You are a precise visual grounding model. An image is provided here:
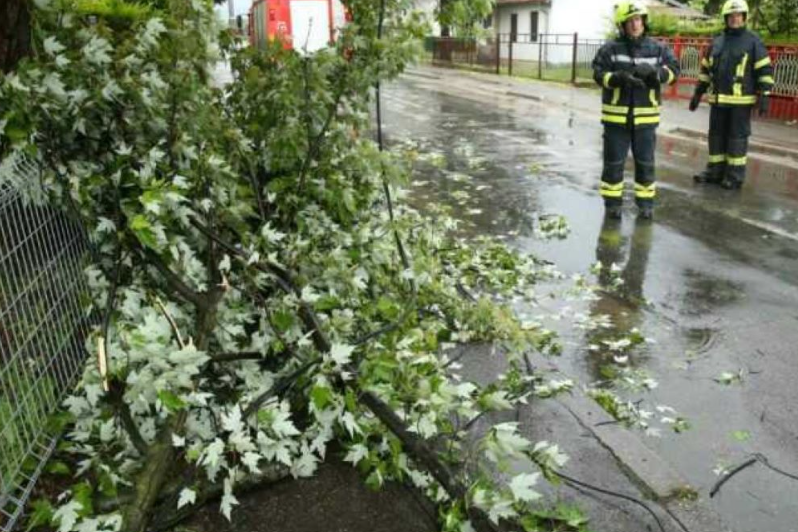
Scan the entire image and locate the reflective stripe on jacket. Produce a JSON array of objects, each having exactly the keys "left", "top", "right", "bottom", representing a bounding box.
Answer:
[
  {"left": 696, "top": 28, "right": 774, "bottom": 106},
  {"left": 592, "top": 36, "right": 680, "bottom": 129}
]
